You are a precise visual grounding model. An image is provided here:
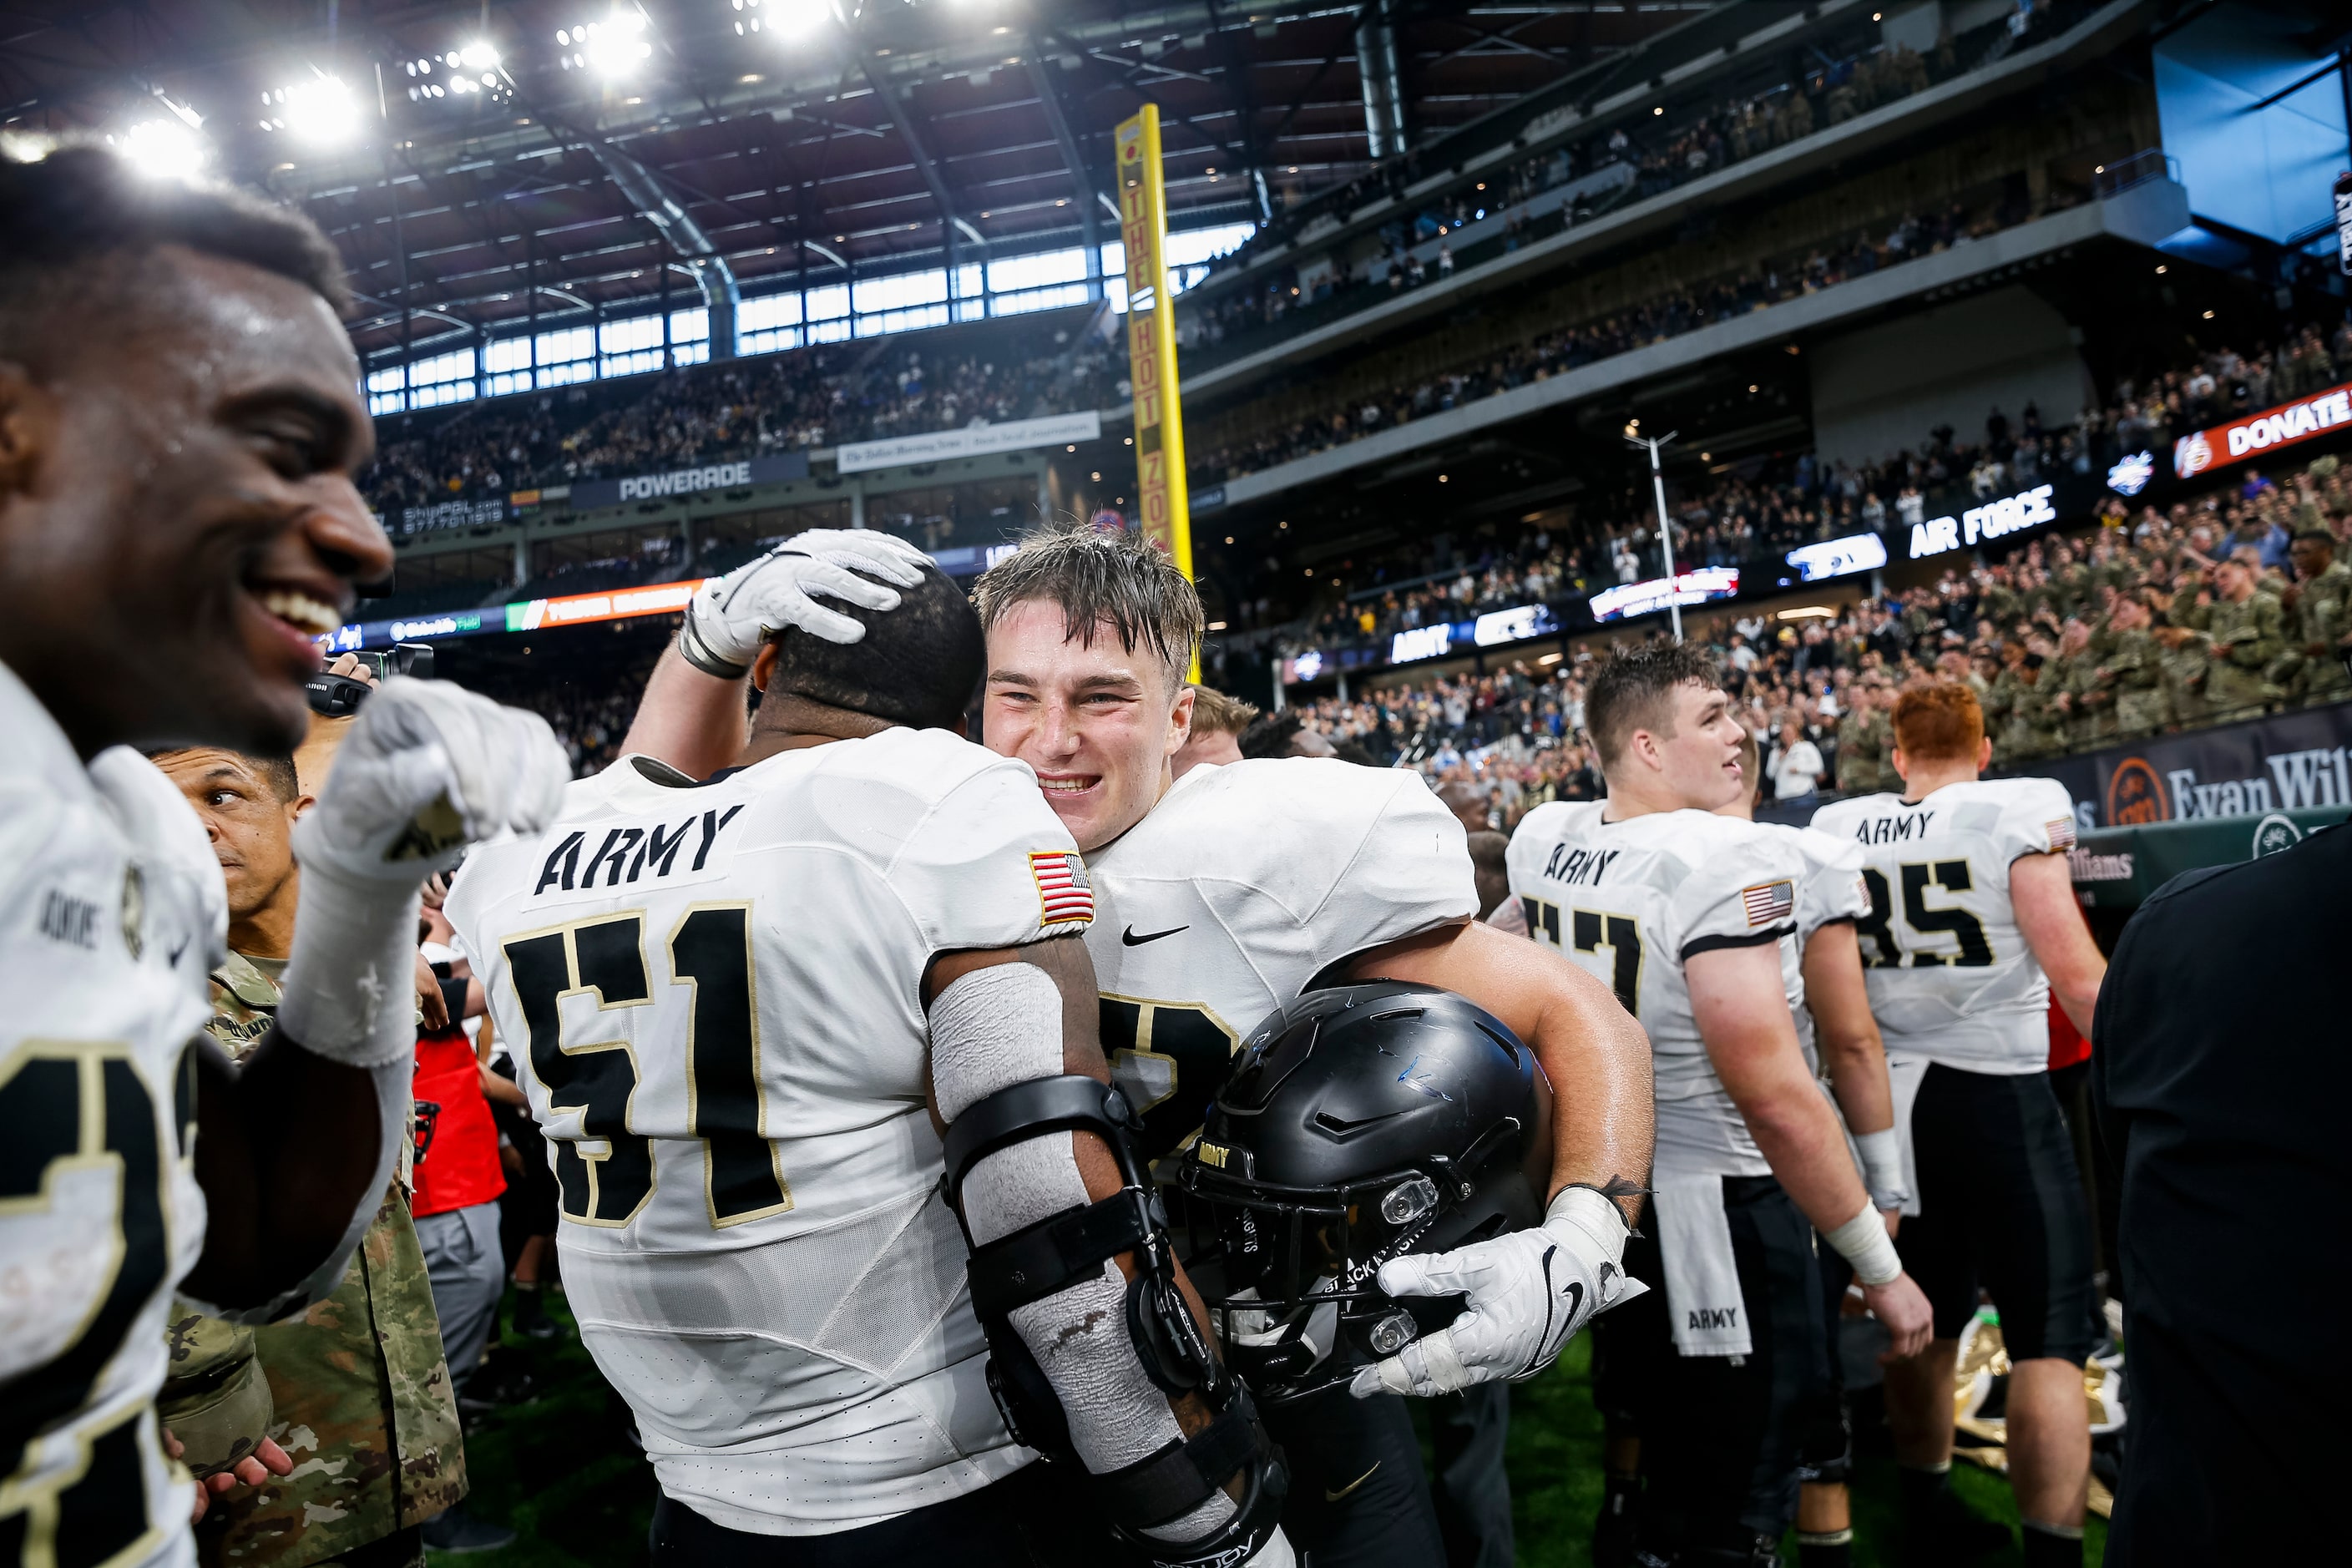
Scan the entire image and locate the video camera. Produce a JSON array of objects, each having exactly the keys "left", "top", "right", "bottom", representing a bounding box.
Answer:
[{"left": 305, "top": 642, "right": 436, "bottom": 718}]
